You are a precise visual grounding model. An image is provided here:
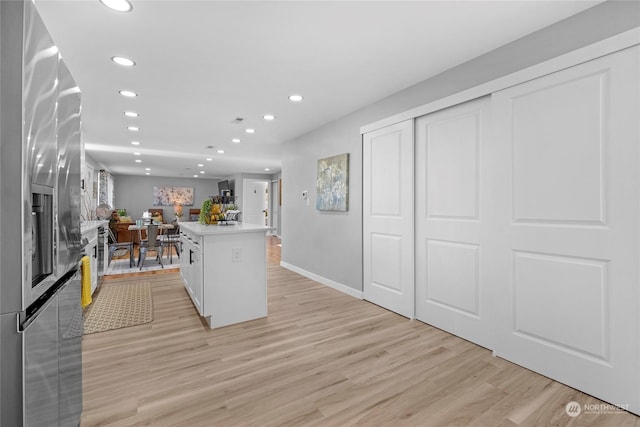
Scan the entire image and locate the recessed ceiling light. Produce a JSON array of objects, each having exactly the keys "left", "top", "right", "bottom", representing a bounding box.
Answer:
[
  {"left": 263, "top": 114, "right": 275, "bottom": 121},
  {"left": 128, "top": 126, "right": 139, "bottom": 131},
  {"left": 145, "top": 172, "right": 150, "bottom": 176},
  {"left": 217, "top": 150, "right": 224, "bottom": 154},
  {"left": 145, "top": 168, "right": 151, "bottom": 171},
  {"left": 265, "top": 168, "right": 270, "bottom": 171},
  {"left": 111, "top": 56, "right": 135, "bottom": 67},
  {"left": 131, "top": 141, "right": 140, "bottom": 145},
  {"left": 197, "top": 163, "right": 204, "bottom": 167},
  {"left": 99, "top": 0, "right": 132, "bottom": 12},
  {"left": 206, "top": 158, "right": 213, "bottom": 162},
  {"left": 288, "top": 94, "right": 303, "bottom": 102},
  {"left": 200, "top": 171, "right": 205, "bottom": 174},
  {"left": 119, "top": 90, "right": 137, "bottom": 98},
  {"left": 133, "top": 152, "right": 140, "bottom": 156},
  {"left": 135, "top": 159, "right": 142, "bottom": 163},
  {"left": 232, "top": 138, "right": 240, "bottom": 143},
  {"left": 193, "top": 175, "right": 199, "bottom": 178},
  {"left": 124, "top": 111, "right": 139, "bottom": 117},
  {"left": 245, "top": 128, "right": 255, "bottom": 134}
]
